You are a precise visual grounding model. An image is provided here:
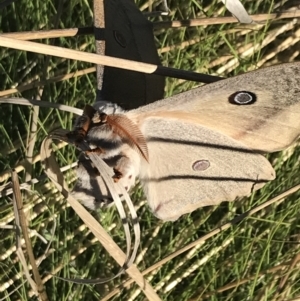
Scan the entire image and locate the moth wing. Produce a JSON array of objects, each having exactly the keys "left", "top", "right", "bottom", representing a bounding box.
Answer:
[
  {"left": 129, "top": 62, "right": 300, "bottom": 153},
  {"left": 137, "top": 117, "right": 275, "bottom": 221}
]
